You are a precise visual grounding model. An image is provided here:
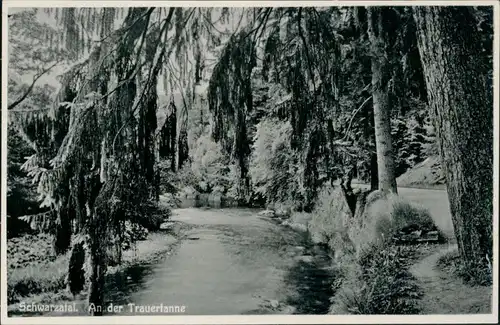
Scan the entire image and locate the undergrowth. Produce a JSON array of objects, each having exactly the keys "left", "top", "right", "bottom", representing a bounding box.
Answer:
[
  {"left": 331, "top": 244, "right": 422, "bottom": 314},
  {"left": 437, "top": 249, "right": 492, "bottom": 286},
  {"left": 7, "top": 229, "right": 178, "bottom": 306},
  {"left": 310, "top": 187, "right": 439, "bottom": 315}
]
